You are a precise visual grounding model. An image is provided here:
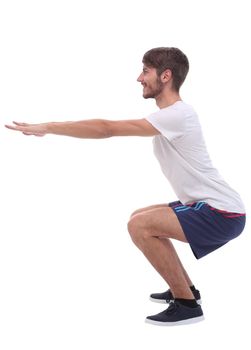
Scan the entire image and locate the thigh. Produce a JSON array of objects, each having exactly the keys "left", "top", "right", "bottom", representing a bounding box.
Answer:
[
  {"left": 134, "top": 207, "right": 188, "bottom": 243},
  {"left": 130, "top": 203, "right": 170, "bottom": 218}
]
